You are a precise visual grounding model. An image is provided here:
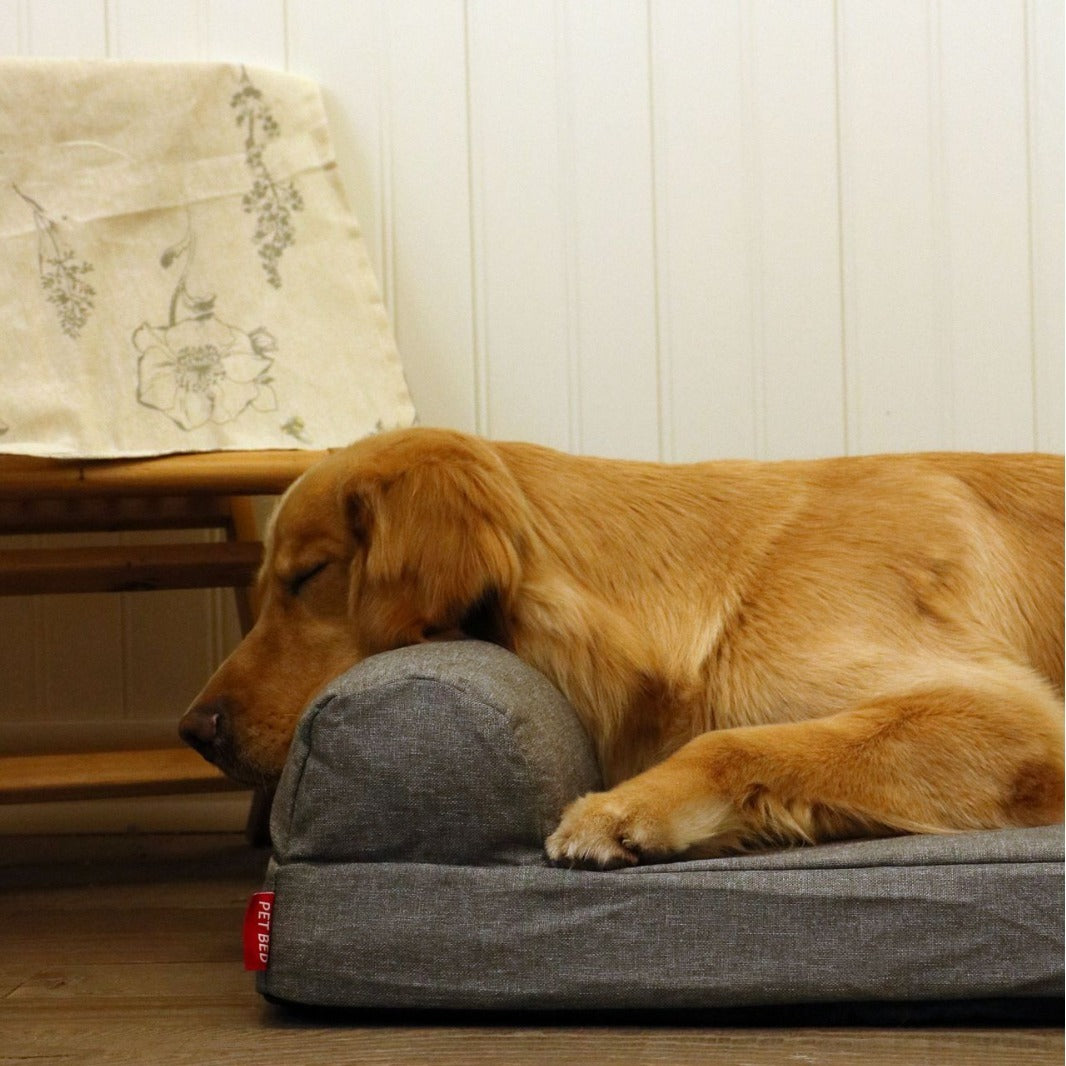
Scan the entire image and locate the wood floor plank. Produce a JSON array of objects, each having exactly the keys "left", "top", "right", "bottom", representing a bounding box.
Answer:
[
  {"left": 0, "top": 969, "right": 23, "bottom": 999},
  {"left": 5, "top": 906, "right": 242, "bottom": 966},
  {"left": 0, "top": 1004, "right": 1060, "bottom": 1066},
  {"left": 5, "top": 962, "right": 251, "bottom": 1000}
]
